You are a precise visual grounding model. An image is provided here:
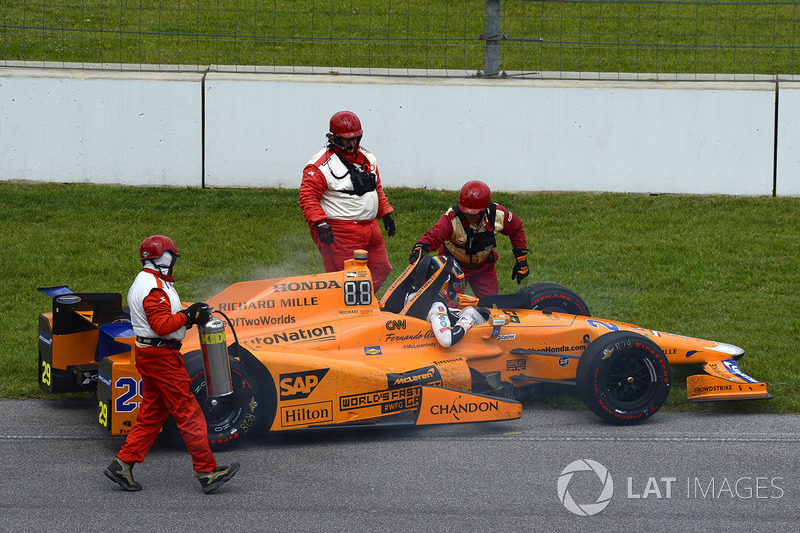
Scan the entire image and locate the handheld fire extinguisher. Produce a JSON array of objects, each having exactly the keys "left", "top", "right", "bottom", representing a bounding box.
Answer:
[{"left": 197, "top": 312, "right": 234, "bottom": 398}]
